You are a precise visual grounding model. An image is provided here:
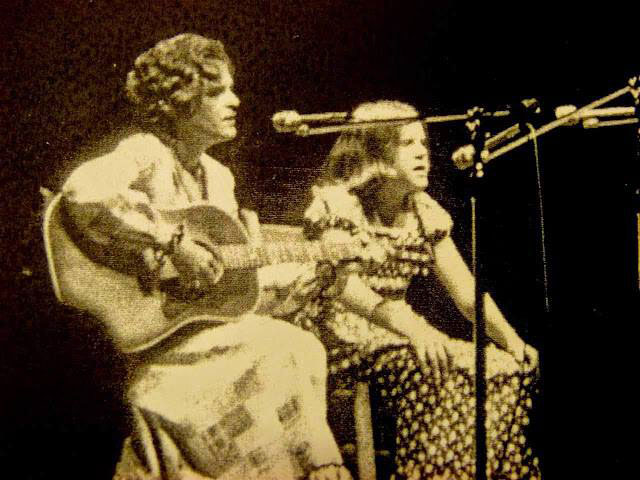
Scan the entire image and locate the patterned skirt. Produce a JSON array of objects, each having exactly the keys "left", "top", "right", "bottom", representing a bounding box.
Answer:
[
  {"left": 113, "top": 315, "right": 344, "bottom": 480},
  {"left": 327, "top": 339, "right": 541, "bottom": 480}
]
